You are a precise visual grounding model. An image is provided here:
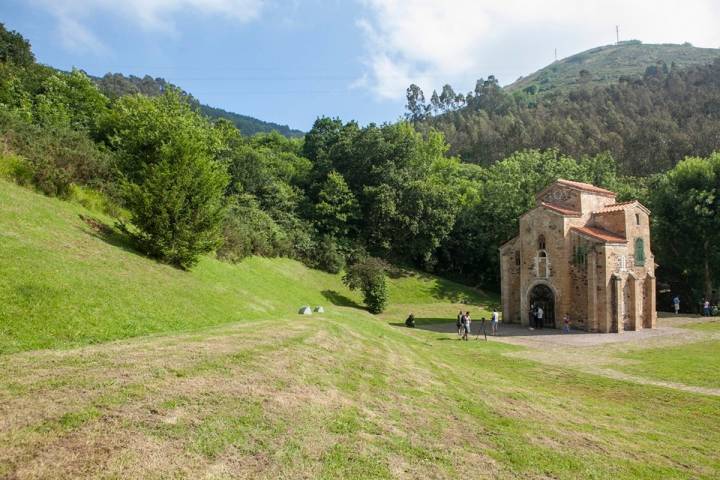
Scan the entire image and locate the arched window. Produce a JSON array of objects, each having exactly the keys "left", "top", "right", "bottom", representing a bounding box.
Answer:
[
  {"left": 538, "top": 234, "right": 546, "bottom": 250},
  {"left": 535, "top": 250, "right": 550, "bottom": 278},
  {"left": 634, "top": 238, "right": 645, "bottom": 266}
]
